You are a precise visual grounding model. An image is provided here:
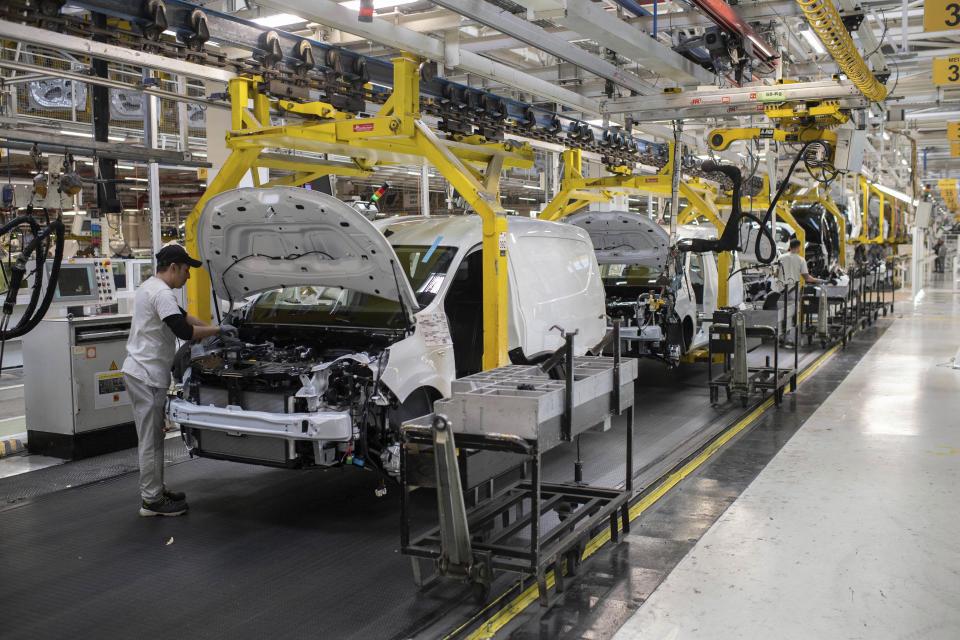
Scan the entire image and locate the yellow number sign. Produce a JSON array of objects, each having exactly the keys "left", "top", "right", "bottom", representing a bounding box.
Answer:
[
  {"left": 953, "top": 142, "right": 960, "bottom": 158},
  {"left": 934, "top": 56, "right": 960, "bottom": 85},
  {"left": 925, "top": 0, "right": 960, "bottom": 31},
  {"left": 949, "top": 122, "right": 960, "bottom": 141}
]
